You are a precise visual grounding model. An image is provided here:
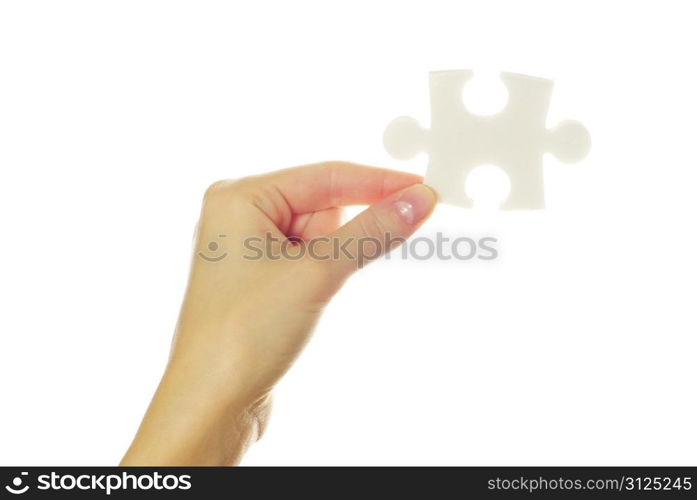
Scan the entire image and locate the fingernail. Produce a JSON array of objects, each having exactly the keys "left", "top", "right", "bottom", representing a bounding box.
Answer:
[{"left": 393, "top": 184, "right": 437, "bottom": 225}]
